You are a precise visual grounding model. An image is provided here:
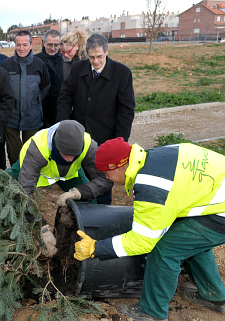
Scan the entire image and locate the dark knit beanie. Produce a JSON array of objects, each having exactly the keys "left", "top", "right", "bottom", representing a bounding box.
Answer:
[
  {"left": 95, "top": 137, "right": 132, "bottom": 171},
  {"left": 54, "top": 120, "right": 85, "bottom": 156}
]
